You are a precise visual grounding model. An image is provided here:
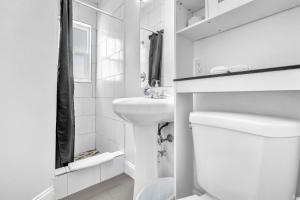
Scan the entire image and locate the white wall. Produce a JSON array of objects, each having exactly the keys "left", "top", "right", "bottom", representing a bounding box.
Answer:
[
  {"left": 124, "top": 0, "right": 142, "bottom": 98},
  {"left": 95, "top": 0, "right": 126, "bottom": 154},
  {"left": 162, "top": 0, "right": 175, "bottom": 88},
  {"left": 192, "top": 7, "right": 300, "bottom": 194},
  {"left": 73, "top": 0, "right": 98, "bottom": 155},
  {"left": 0, "top": 0, "right": 58, "bottom": 199},
  {"left": 193, "top": 7, "right": 300, "bottom": 75}
]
